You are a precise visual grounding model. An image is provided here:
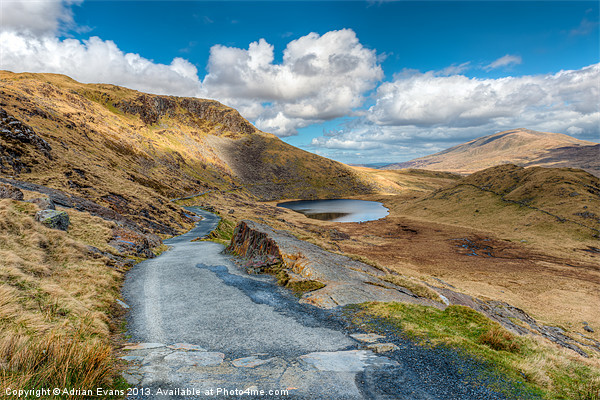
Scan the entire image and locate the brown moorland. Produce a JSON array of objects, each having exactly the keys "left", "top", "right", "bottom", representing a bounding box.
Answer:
[{"left": 0, "top": 194, "right": 125, "bottom": 395}]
